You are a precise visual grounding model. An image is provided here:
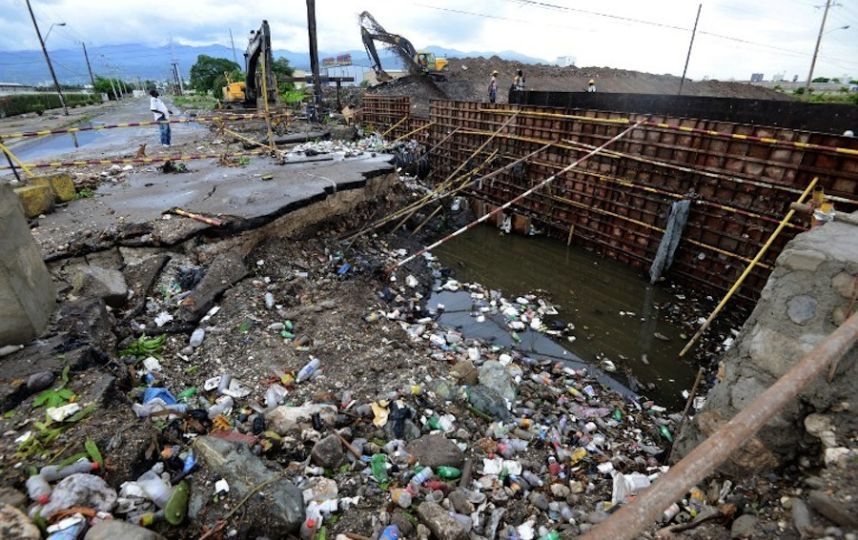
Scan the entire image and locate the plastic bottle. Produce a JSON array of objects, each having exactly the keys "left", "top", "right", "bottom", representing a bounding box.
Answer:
[
  {"left": 137, "top": 470, "right": 173, "bottom": 508},
  {"left": 409, "top": 466, "right": 434, "bottom": 487},
  {"left": 371, "top": 454, "right": 389, "bottom": 484},
  {"left": 217, "top": 374, "right": 233, "bottom": 395},
  {"left": 300, "top": 518, "right": 319, "bottom": 540},
  {"left": 41, "top": 459, "right": 99, "bottom": 481},
  {"left": 207, "top": 396, "right": 234, "bottom": 419},
  {"left": 296, "top": 357, "right": 321, "bottom": 383},
  {"left": 379, "top": 525, "right": 400, "bottom": 540},
  {"left": 132, "top": 401, "right": 188, "bottom": 418},
  {"left": 189, "top": 327, "right": 205, "bottom": 348},
  {"left": 522, "top": 471, "right": 543, "bottom": 487},
  {"left": 538, "top": 532, "right": 560, "bottom": 540},
  {"left": 436, "top": 466, "right": 461, "bottom": 480},
  {"left": 26, "top": 474, "right": 51, "bottom": 504},
  {"left": 264, "top": 292, "right": 275, "bottom": 310}
]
